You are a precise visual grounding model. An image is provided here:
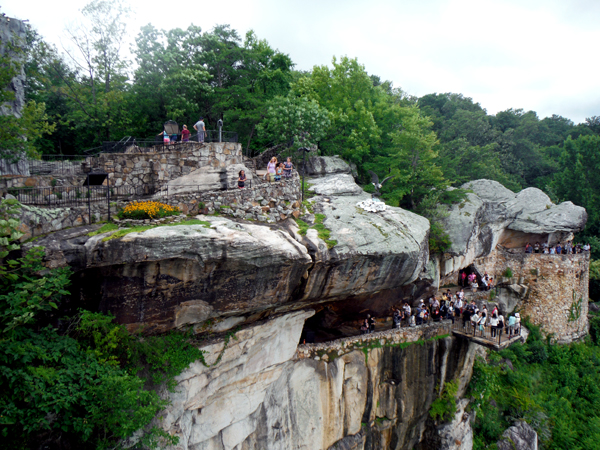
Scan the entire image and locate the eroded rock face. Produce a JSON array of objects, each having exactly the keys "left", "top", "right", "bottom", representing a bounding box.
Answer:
[
  {"left": 156, "top": 311, "right": 482, "bottom": 450},
  {"left": 297, "top": 193, "right": 430, "bottom": 304},
  {"left": 35, "top": 190, "right": 430, "bottom": 332},
  {"left": 304, "top": 156, "right": 352, "bottom": 177},
  {"left": 439, "top": 179, "right": 587, "bottom": 278}
]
